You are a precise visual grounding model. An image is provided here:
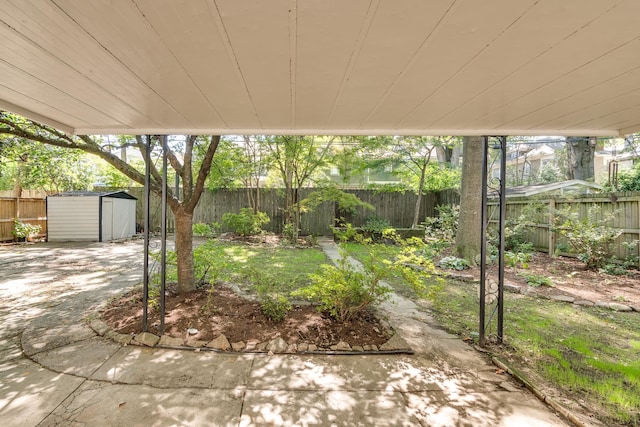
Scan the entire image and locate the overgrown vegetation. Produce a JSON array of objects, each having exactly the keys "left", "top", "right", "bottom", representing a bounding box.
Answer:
[
  {"left": 292, "top": 245, "right": 393, "bottom": 322},
  {"left": 437, "top": 256, "right": 469, "bottom": 271},
  {"left": 222, "top": 208, "right": 270, "bottom": 236},
  {"left": 429, "top": 285, "right": 640, "bottom": 426},
  {"left": 250, "top": 270, "right": 293, "bottom": 322},
  {"left": 518, "top": 272, "right": 553, "bottom": 287},
  {"left": 554, "top": 205, "right": 622, "bottom": 270},
  {"left": 192, "top": 222, "right": 219, "bottom": 238},
  {"left": 423, "top": 204, "right": 459, "bottom": 242},
  {"left": 12, "top": 219, "right": 41, "bottom": 239}
]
